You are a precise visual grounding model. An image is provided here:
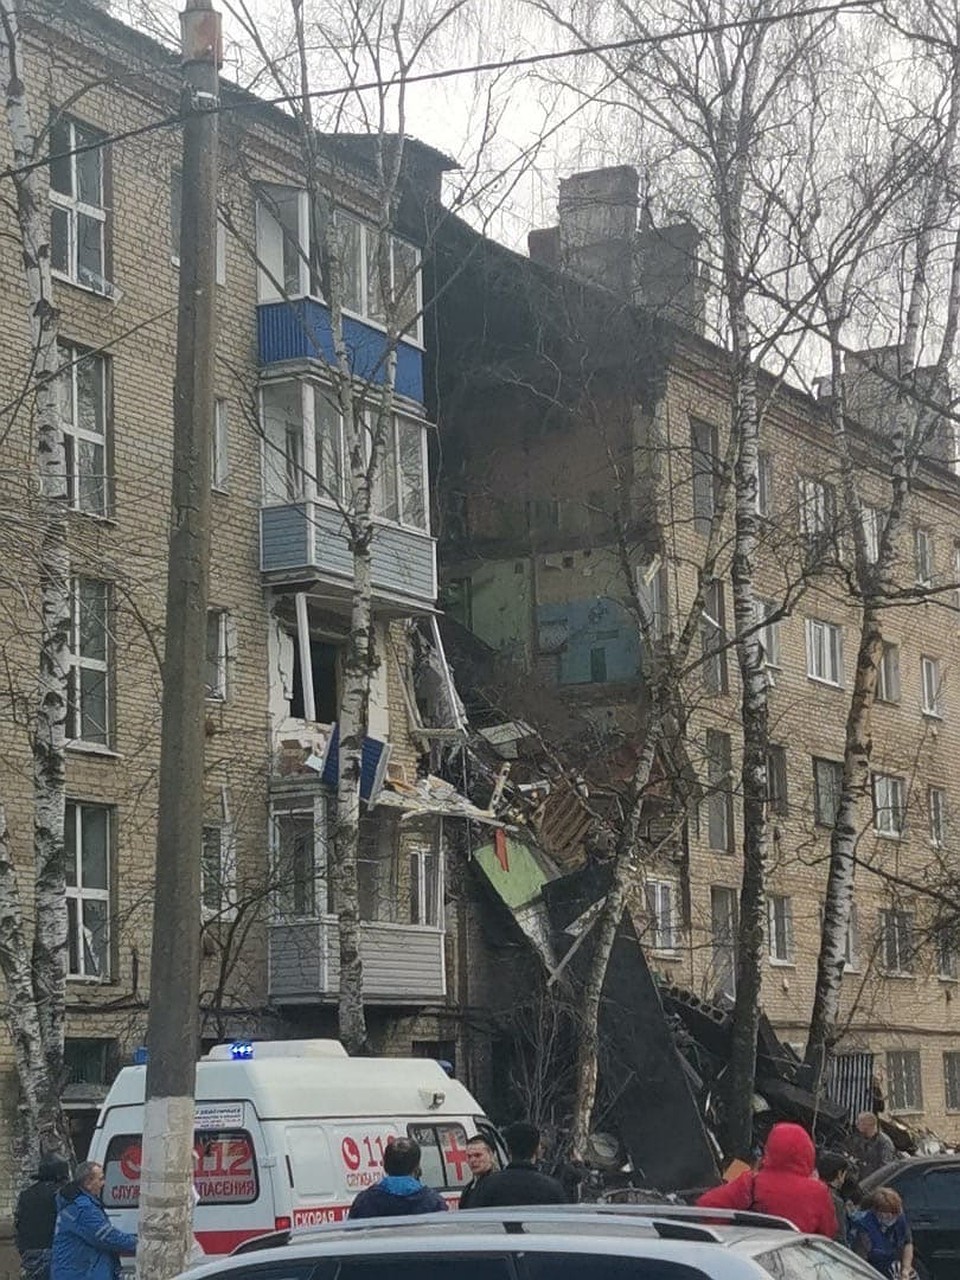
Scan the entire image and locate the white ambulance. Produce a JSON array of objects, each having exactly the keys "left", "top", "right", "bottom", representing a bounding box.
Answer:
[{"left": 88, "top": 1040, "right": 498, "bottom": 1257}]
